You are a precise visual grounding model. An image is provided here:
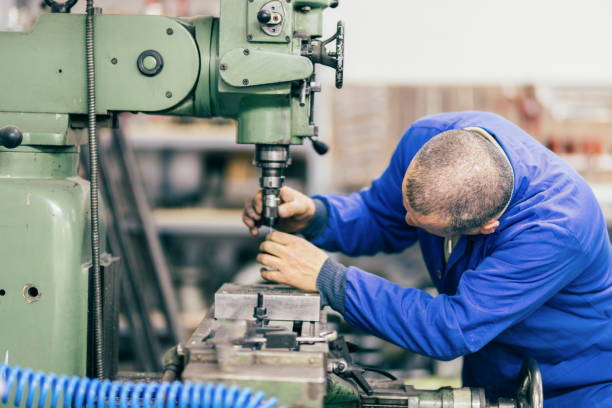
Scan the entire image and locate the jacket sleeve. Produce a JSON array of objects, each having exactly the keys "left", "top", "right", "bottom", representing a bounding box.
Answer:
[
  {"left": 309, "top": 128, "right": 429, "bottom": 256},
  {"left": 342, "top": 224, "right": 586, "bottom": 360}
]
